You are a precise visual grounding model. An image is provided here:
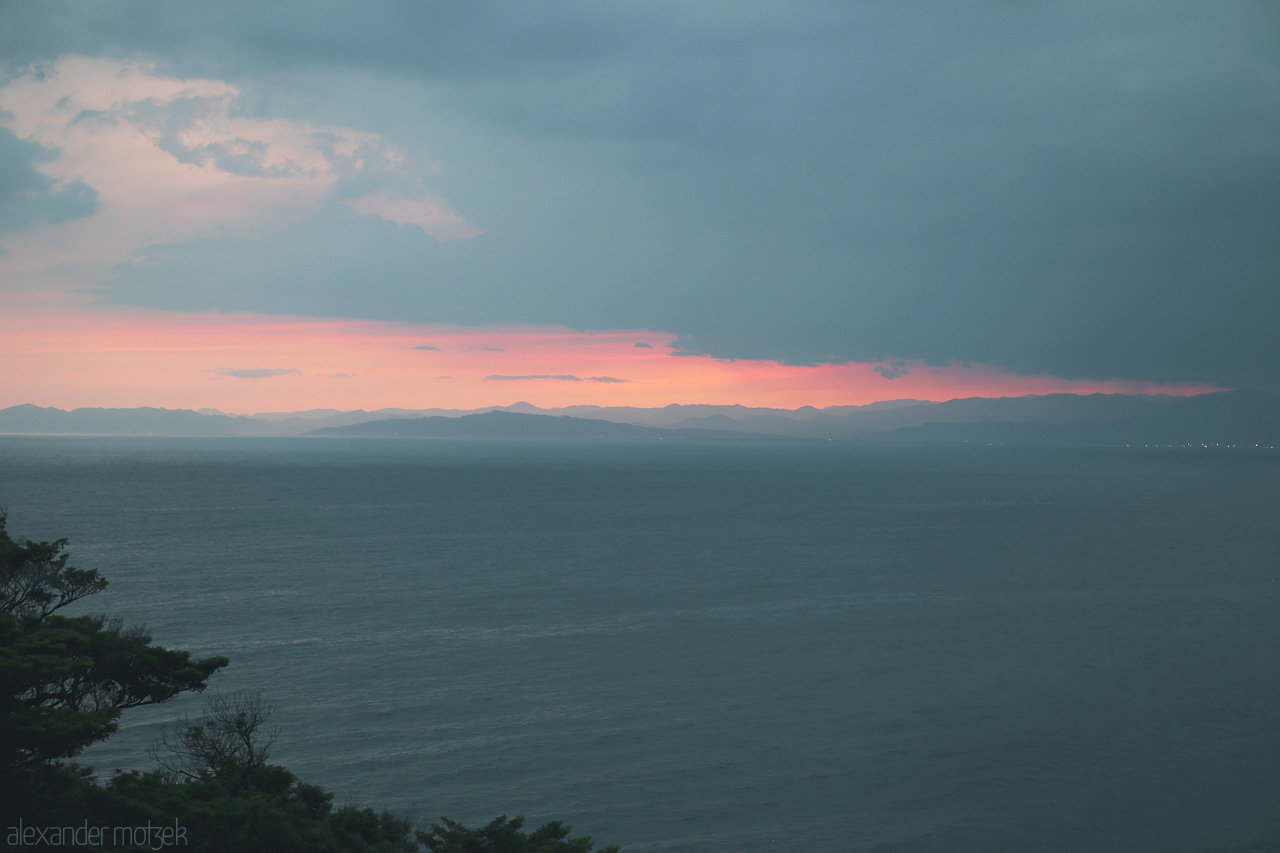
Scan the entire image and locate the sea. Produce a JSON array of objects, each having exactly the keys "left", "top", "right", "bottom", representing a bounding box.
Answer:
[{"left": 1, "top": 436, "right": 1277, "bottom": 852}]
